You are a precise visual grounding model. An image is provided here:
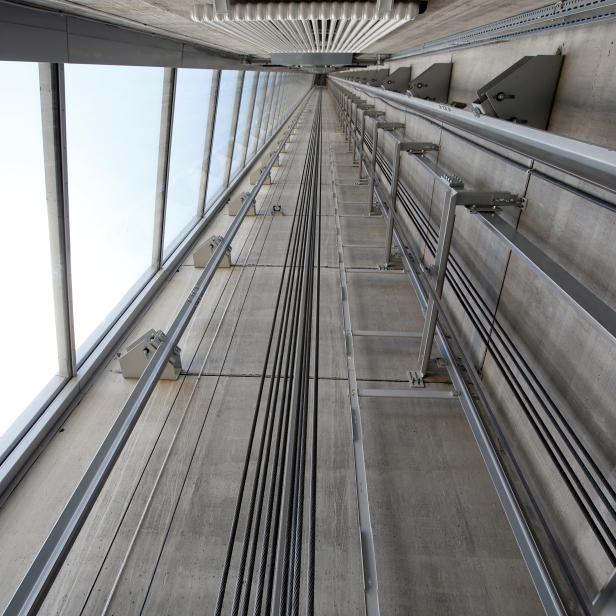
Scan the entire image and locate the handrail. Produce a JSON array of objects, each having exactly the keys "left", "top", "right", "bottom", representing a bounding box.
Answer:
[{"left": 330, "top": 76, "right": 616, "bottom": 193}]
